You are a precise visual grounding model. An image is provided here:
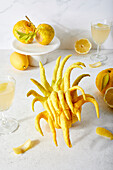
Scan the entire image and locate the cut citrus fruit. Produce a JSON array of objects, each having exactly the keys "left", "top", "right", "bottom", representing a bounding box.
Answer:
[
  {"left": 104, "top": 87, "right": 113, "bottom": 108},
  {"left": 0, "top": 83, "right": 8, "bottom": 92},
  {"left": 75, "top": 39, "right": 92, "bottom": 54},
  {"left": 96, "top": 127, "right": 113, "bottom": 140},
  {"left": 13, "top": 139, "right": 31, "bottom": 154}
]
